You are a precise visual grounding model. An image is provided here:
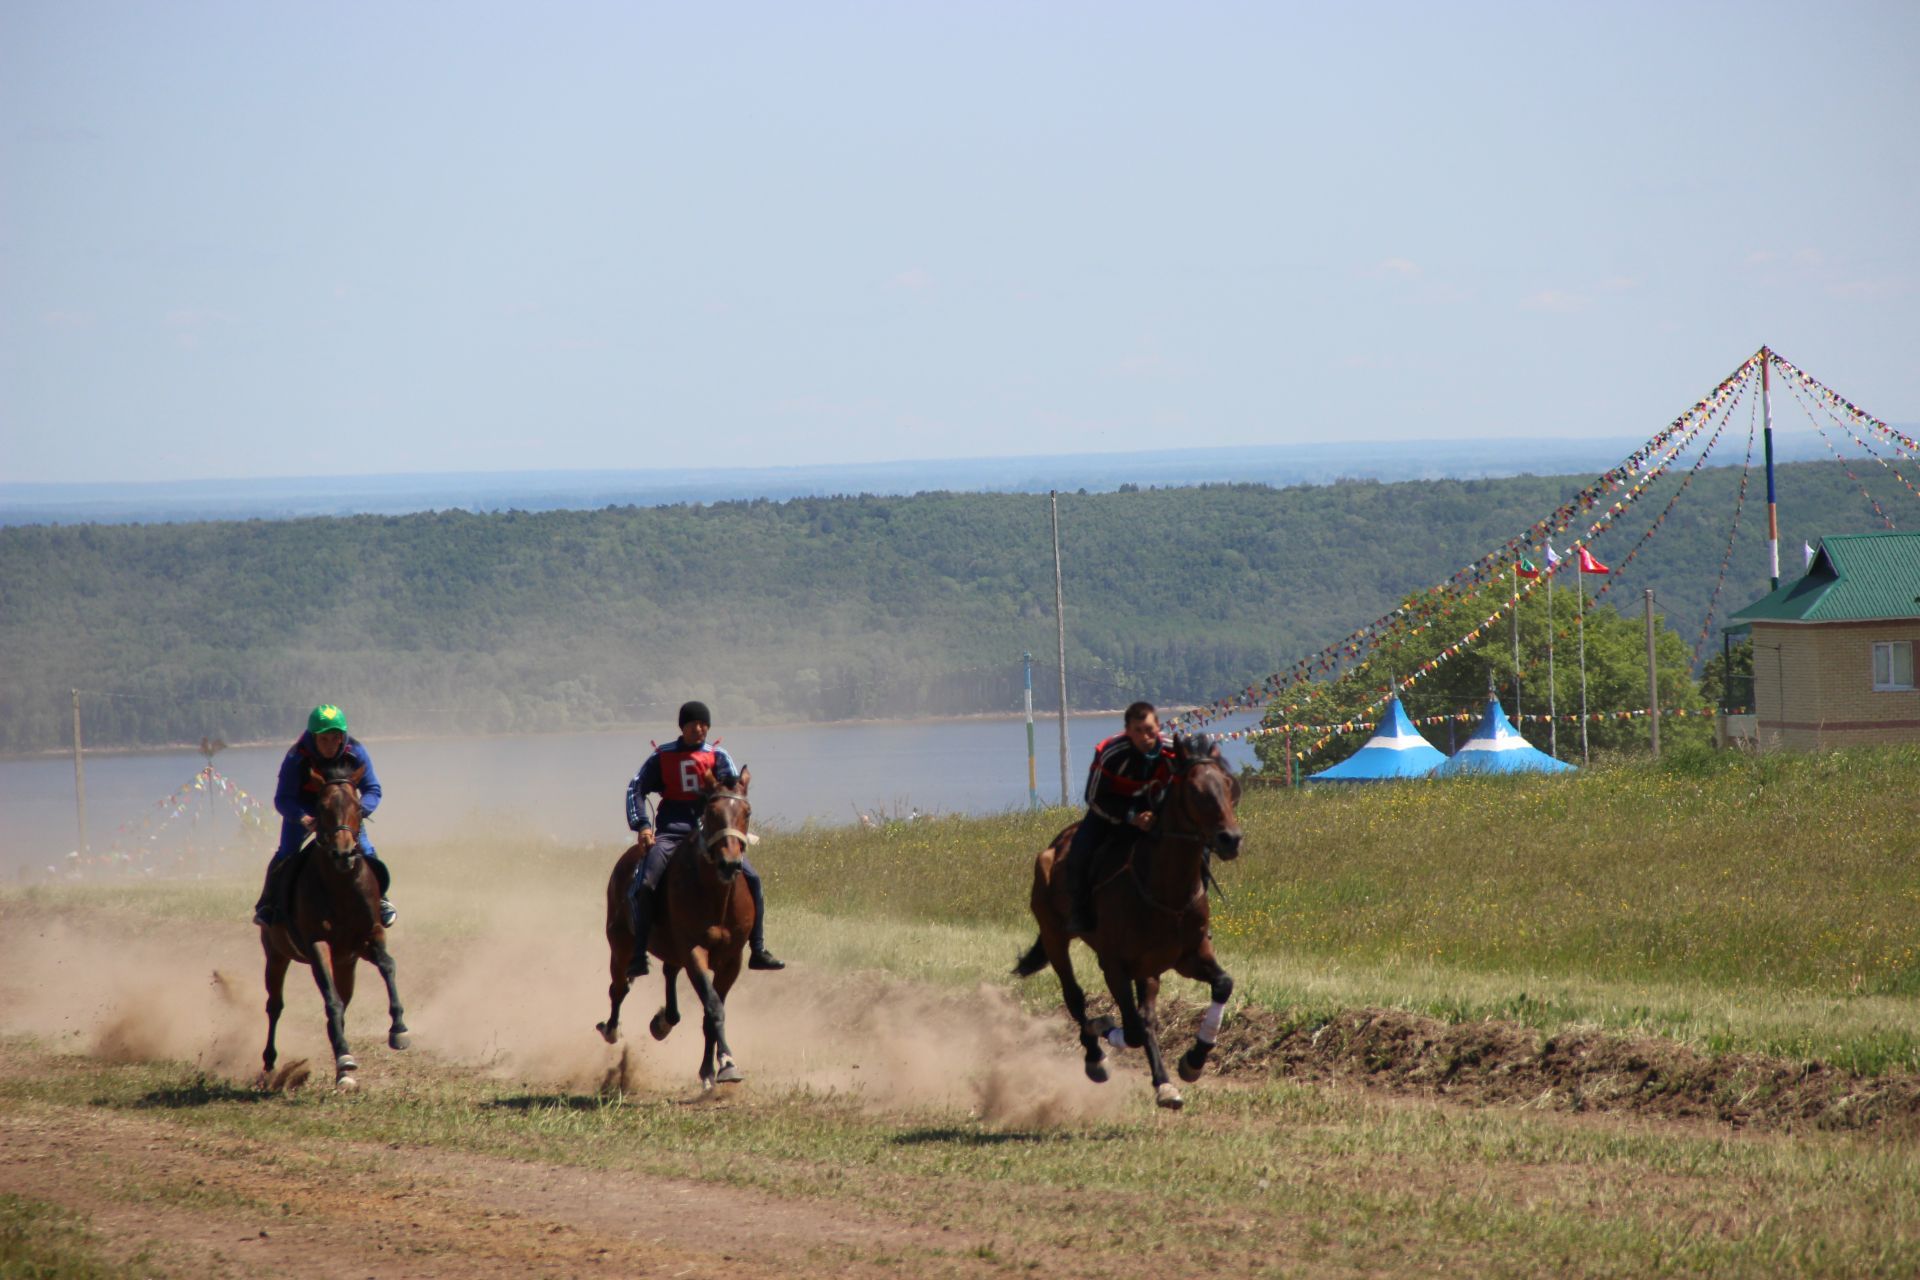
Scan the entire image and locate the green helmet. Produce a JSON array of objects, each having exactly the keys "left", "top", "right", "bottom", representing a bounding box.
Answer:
[{"left": 307, "top": 704, "right": 349, "bottom": 736}]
